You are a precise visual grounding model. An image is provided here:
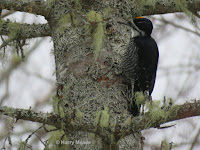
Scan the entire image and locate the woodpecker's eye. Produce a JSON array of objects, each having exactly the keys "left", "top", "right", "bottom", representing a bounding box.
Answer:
[
  {"left": 134, "top": 19, "right": 145, "bottom": 27},
  {"left": 135, "top": 21, "right": 143, "bottom": 24}
]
